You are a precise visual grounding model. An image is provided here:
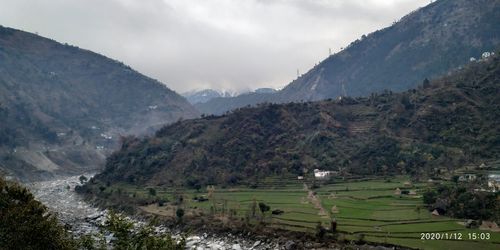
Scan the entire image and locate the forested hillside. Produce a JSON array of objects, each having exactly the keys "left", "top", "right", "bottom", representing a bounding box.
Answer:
[
  {"left": 90, "top": 54, "right": 500, "bottom": 188},
  {"left": 0, "top": 26, "right": 198, "bottom": 180}
]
